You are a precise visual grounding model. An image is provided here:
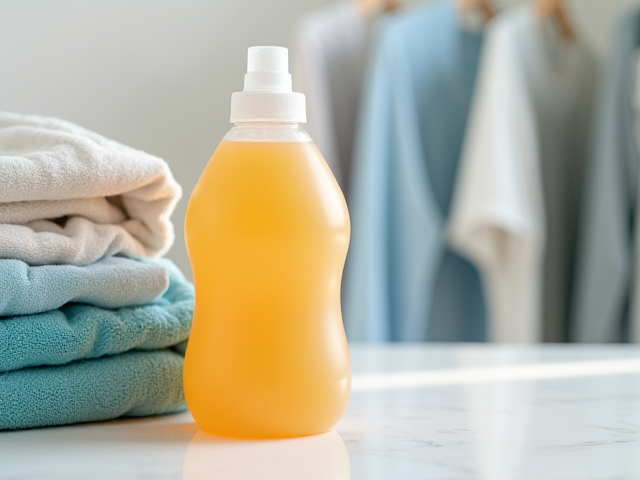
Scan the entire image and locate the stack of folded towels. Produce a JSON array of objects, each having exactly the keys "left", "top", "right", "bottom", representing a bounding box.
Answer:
[{"left": 0, "top": 112, "right": 194, "bottom": 430}]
